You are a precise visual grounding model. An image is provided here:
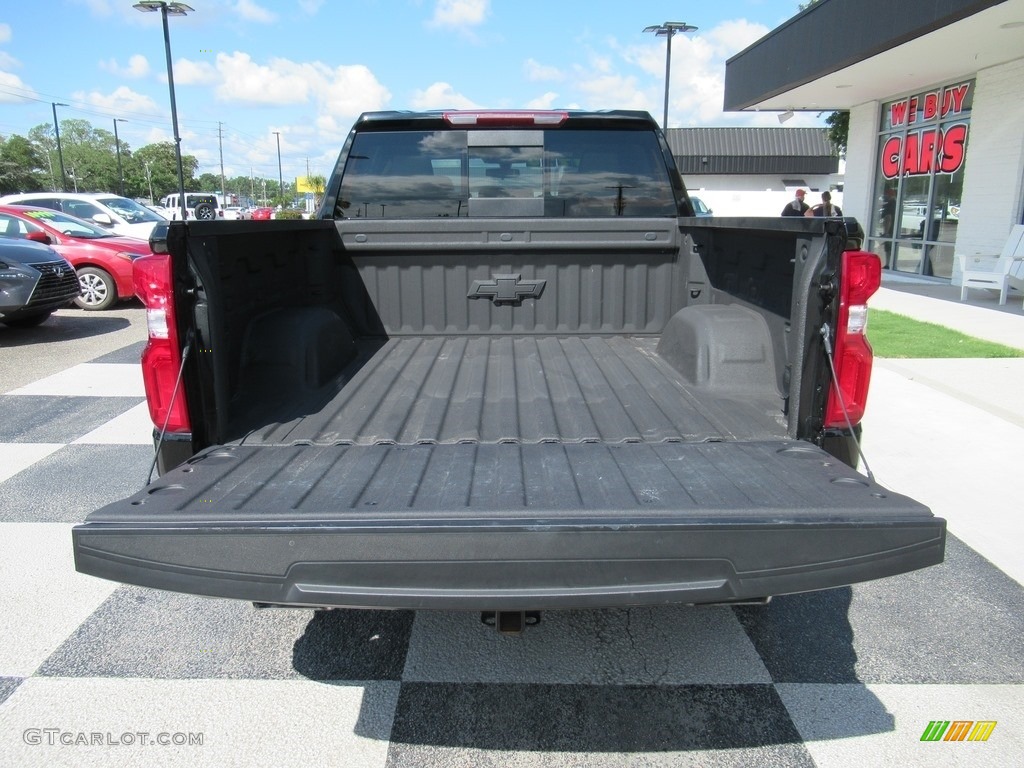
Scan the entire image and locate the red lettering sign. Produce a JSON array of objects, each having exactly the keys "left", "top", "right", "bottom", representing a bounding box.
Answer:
[
  {"left": 940, "top": 124, "right": 968, "bottom": 173},
  {"left": 887, "top": 81, "right": 971, "bottom": 128},
  {"left": 890, "top": 101, "right": 909, "bottom": 127},
  {"left": 924, "top": 93, "right": 938, "bottom": 120},
  {"left": 879, "top": 124, "right": 969, "bottom": 178},
  {"left": 944, "top": 84, "right": 969, "bottom": 116},
  {"left": 882, "top": 136, "right": 902, "bottom": 178}
]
